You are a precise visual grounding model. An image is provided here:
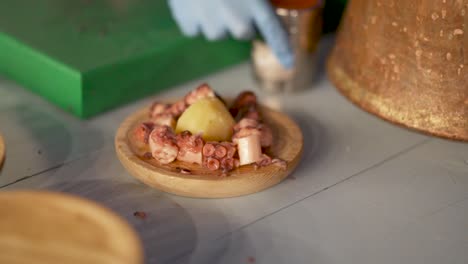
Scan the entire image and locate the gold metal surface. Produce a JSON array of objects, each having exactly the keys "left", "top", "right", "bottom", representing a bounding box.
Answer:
[{"left": 327, "top": 0, "right": 468, "bottom": 141}]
